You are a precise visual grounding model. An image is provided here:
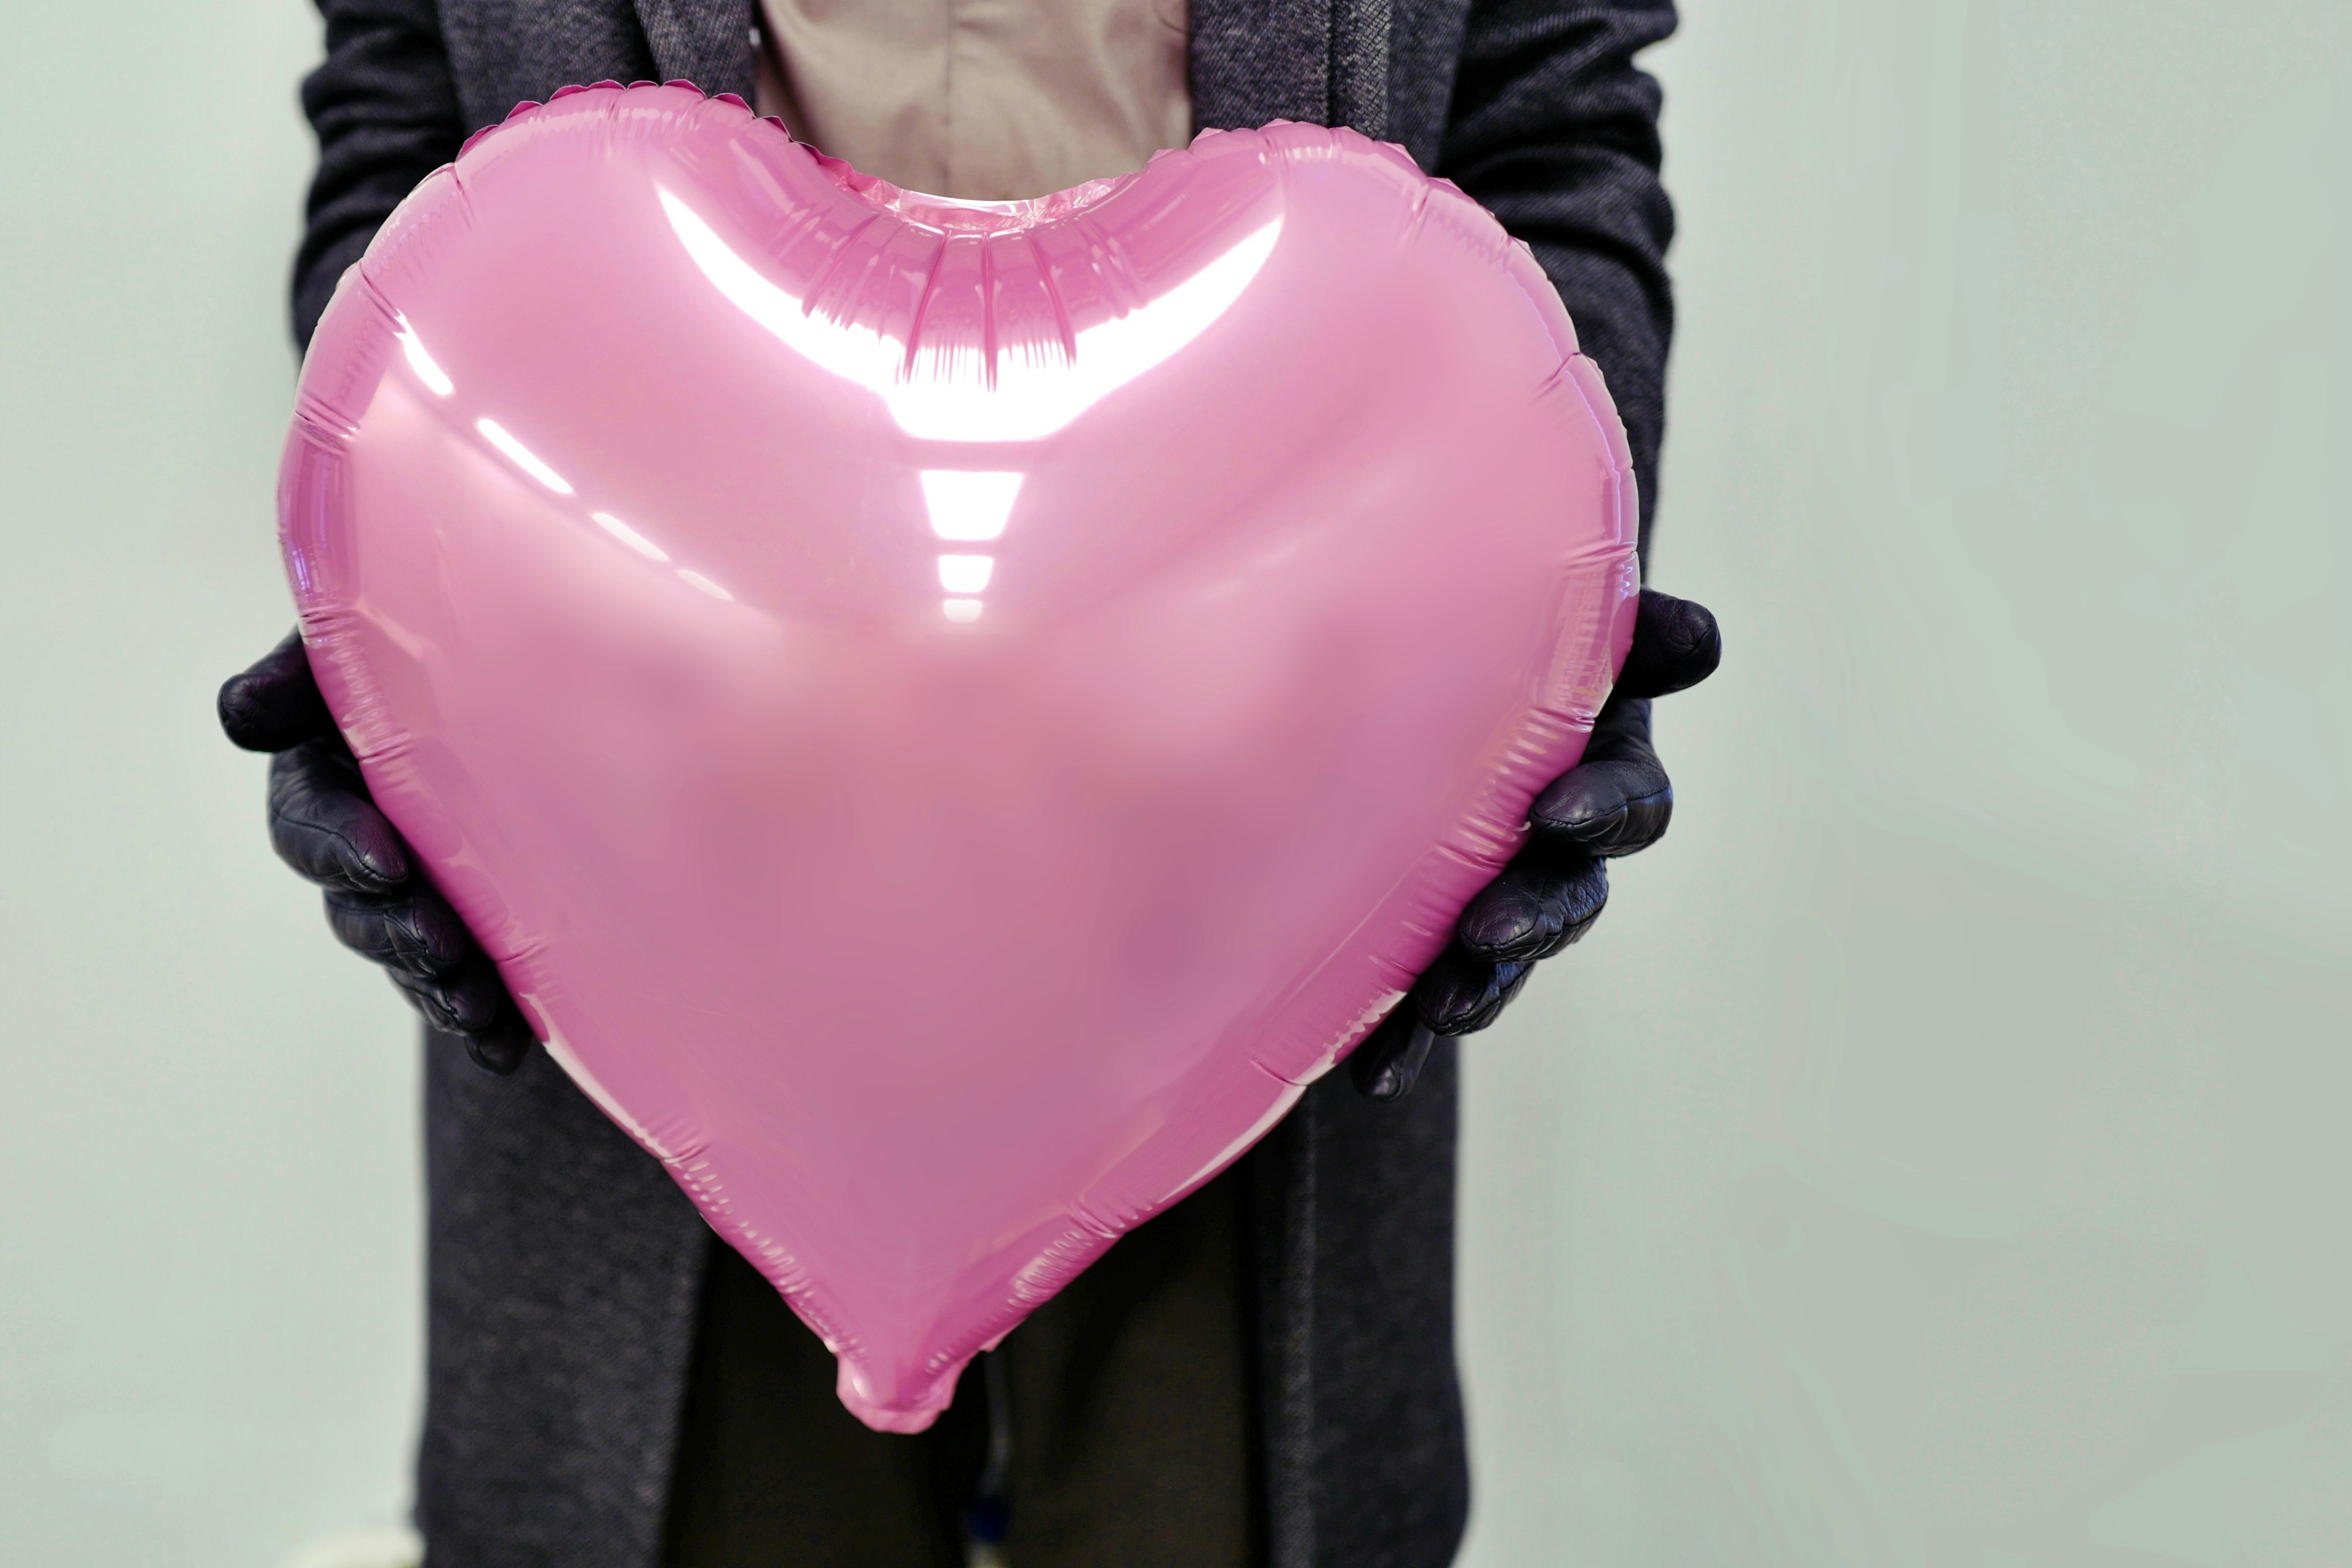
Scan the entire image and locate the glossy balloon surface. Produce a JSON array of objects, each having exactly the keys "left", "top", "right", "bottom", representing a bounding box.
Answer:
[{"left": 282, "top": 83, "right": 1638, "bottom": 1430}]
